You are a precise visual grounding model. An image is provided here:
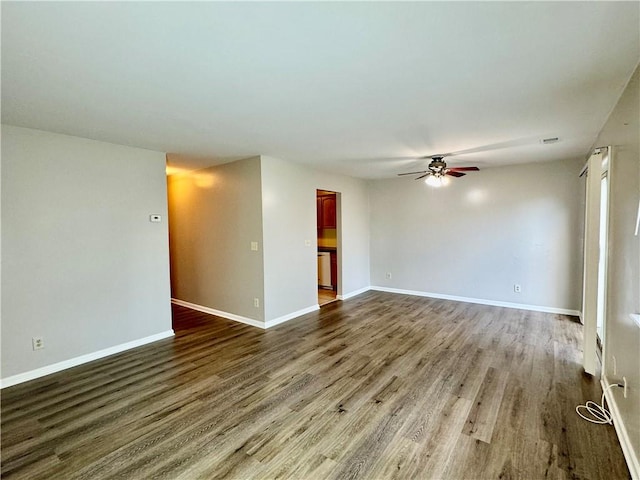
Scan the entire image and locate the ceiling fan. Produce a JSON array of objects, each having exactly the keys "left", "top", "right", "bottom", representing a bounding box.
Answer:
[{"left": 398, "top": 156, "right": 479, "bottom": 187}]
